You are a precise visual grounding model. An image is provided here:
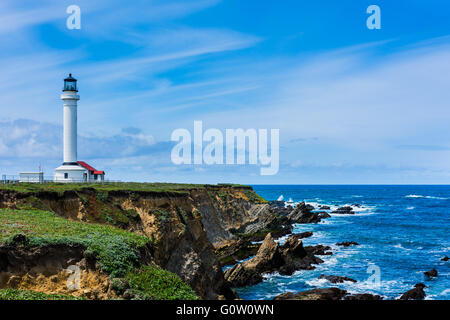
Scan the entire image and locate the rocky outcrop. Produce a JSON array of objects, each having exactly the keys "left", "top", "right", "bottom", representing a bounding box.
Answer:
[
  {"left": 399, "top": 283, "right": 426, "bottom": 300},
  {"left": 287, "top": 202, "right": 330, "bottom": 224},
  {"left": 214, "top": 239, "right": 259, "bottom": 267},
  {"left": 344, "top": 293, "right": 383, "bottom": 300},
  {"left": 295, "top": 231, "right": 313, "bottom": 239},
  {"left": 332, "top": 206, "right": 355, "bottom": 214},
  {"left": 441, "top": 256, "right": 449, "bottom": 261},
  {"left": 223, "top": 234, "right": 283, "bottom": 287},
  {"left": 424, "top": 269, "right": 438, "bottom": 277},
  {"left": 224, "top": 234, "right": 329, "bottom": 287},
  {"left": 274, "top": 288, "right": 383, "bottom": 301},
  {"left": 318, "top": 274, "right": 357, "bottom": 283},
  {"left": 336, "top": 241, "right": 359, "bottom": 247},
  {"left": 268, "top": 201, "right": 292, "bottom": 216},
  {"left": 274, "top": 288, "right": 348, "bottom": 300},
  {"left": 306, "top": 244, "right": 333, "bottom": 256}
]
